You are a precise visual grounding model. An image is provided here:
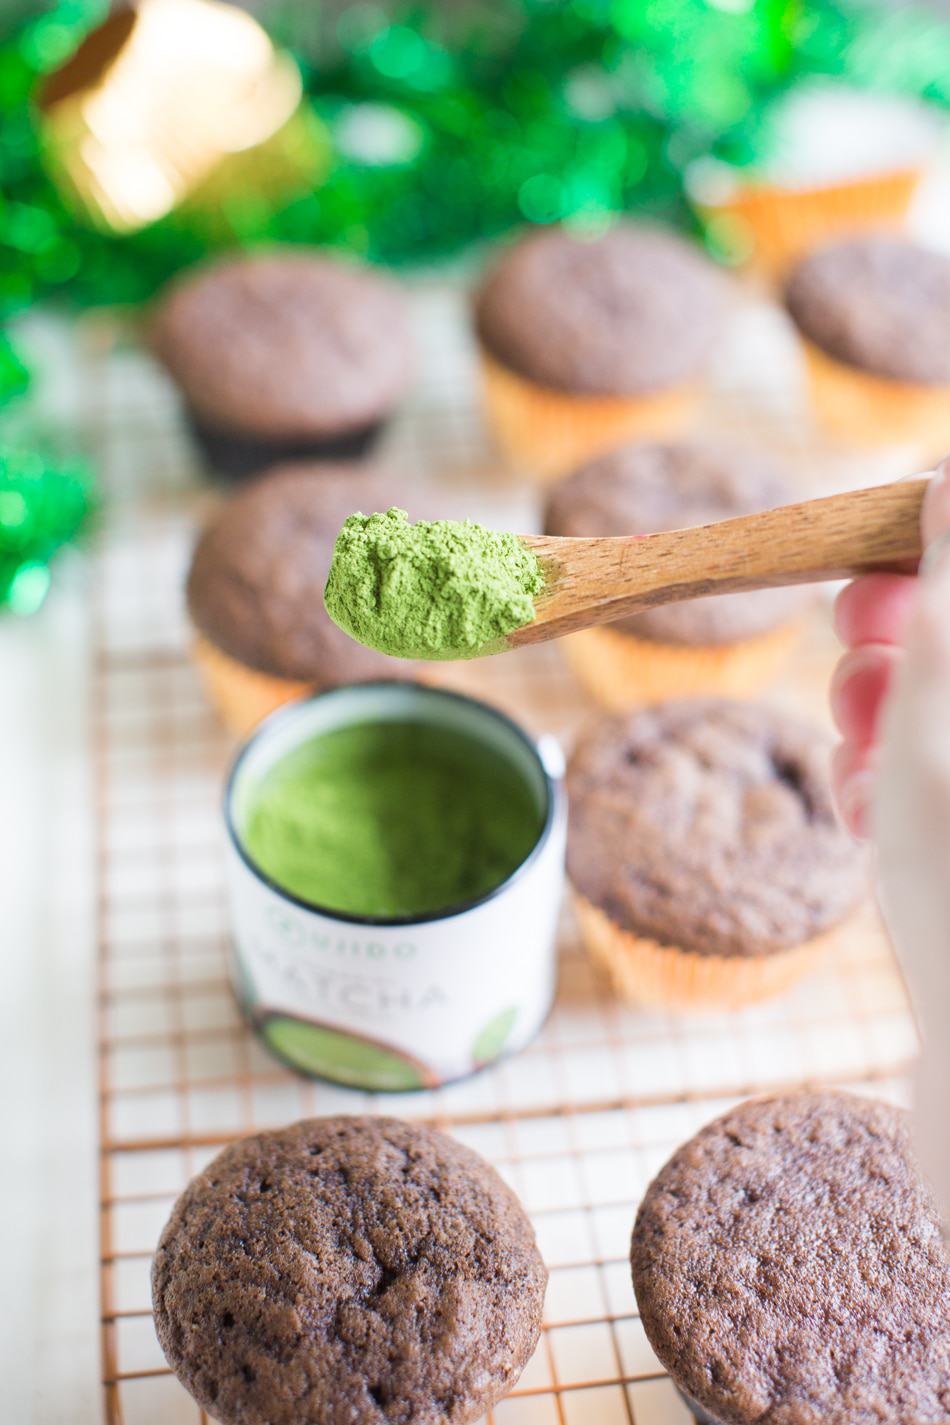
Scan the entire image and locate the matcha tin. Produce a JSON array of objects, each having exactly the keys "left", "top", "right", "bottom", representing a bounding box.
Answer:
[{"left": 224, "top": 682, "right": 566, "bottom": 1089}]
